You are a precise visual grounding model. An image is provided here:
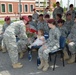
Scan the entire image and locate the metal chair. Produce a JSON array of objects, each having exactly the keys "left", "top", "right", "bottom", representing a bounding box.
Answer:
[{"left": 49, "top": 36, "right": 66, "bottom": 71}]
